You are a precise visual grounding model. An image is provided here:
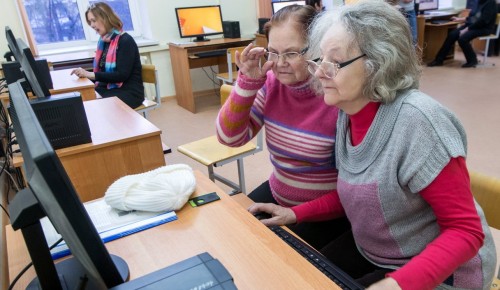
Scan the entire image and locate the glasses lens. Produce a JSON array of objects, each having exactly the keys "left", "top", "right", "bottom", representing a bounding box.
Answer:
[
  {"left": 283, "top": 52, "right": 300, "bottom": 62},
  {"left": 266, "top": 52, "right": 277, "bottom": 62}
]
